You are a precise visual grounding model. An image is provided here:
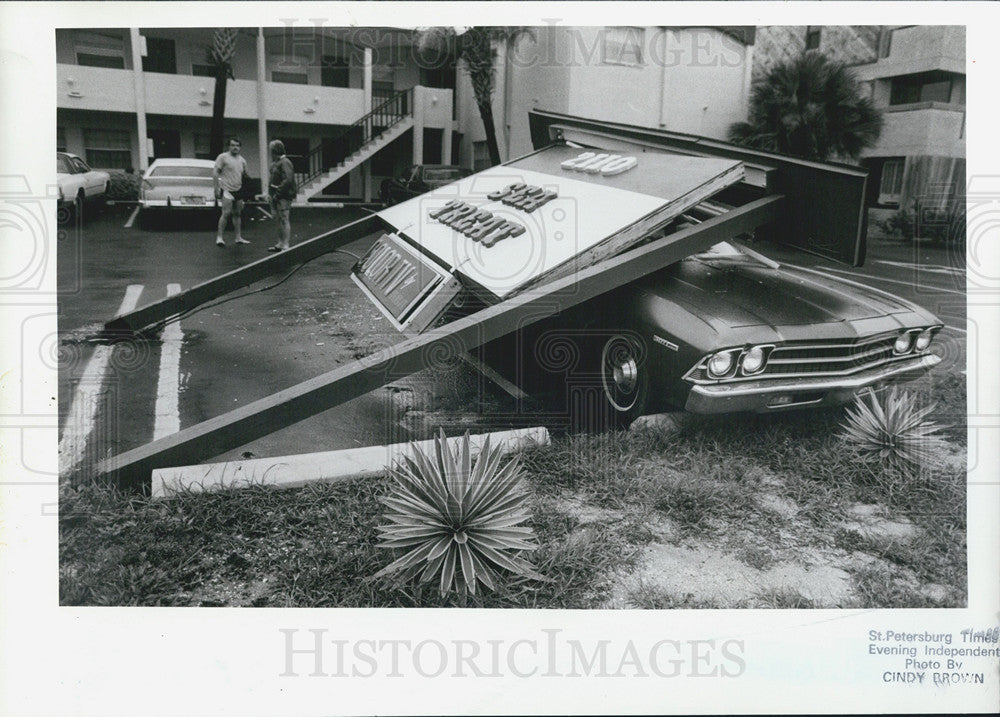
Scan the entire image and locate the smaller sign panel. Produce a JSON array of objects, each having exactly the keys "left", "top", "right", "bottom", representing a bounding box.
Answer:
[{"left": 351, "top": 233, "right": 460, "bottom": 332}]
